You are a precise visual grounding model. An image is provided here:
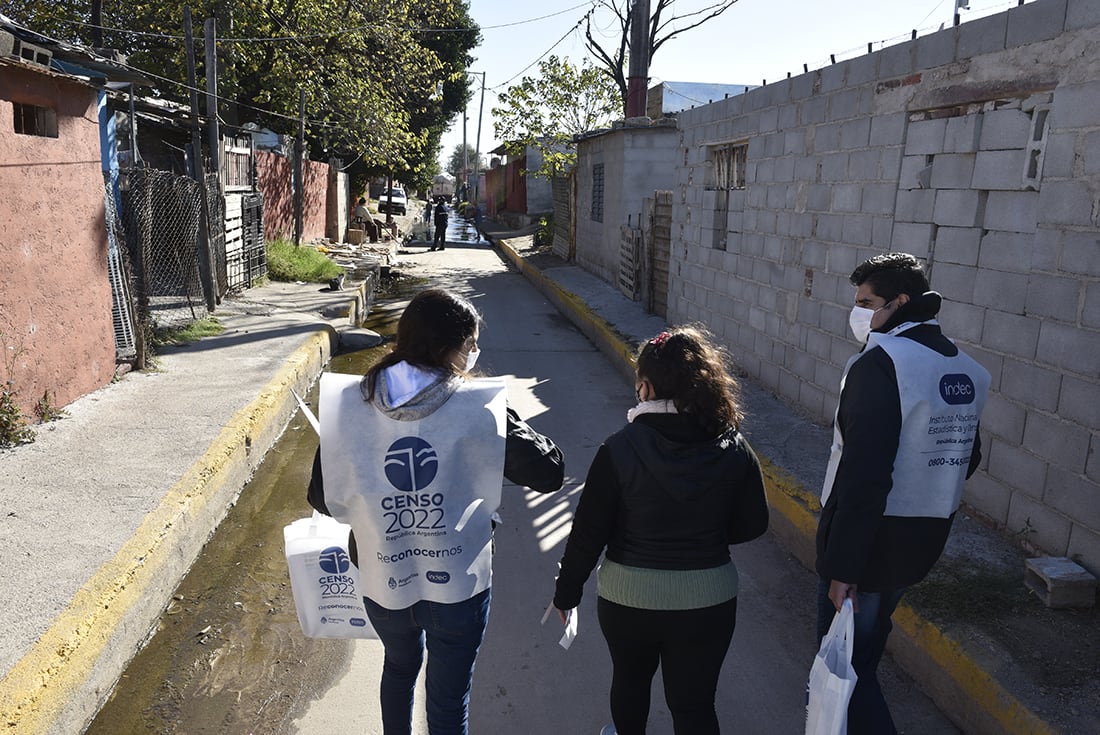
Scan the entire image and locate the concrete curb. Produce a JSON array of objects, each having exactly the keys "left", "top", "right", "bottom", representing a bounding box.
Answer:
[
  {"left": 0, "top": 276, "right": 375, "bottom": 734},
  {"left": 491, "top": 236, "right": 1057, "bottom": 735}
]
